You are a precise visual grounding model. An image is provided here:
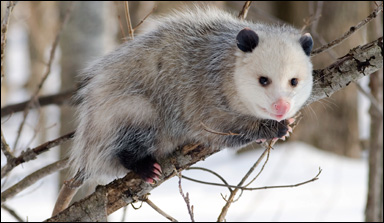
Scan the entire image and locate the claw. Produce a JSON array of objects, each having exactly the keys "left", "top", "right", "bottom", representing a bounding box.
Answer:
[
  {"left": 153, "top": 168, "right": 161, "bottom": 177},
  {"left": 287, "top": 118, "right": 295, "bottom": 125},
  {"left": 153, "top": 163, "right": 162, "bottom": 173},
  {"left": 146, "top": 163, "right": 162, "bottom": 184},
  {"left": 146, "top": 178, "right": 155, "bottom": 184}
]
